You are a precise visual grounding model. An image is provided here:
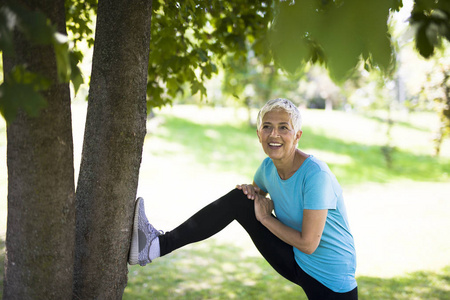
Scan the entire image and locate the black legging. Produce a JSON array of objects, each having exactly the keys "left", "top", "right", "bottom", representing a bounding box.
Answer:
[{"left": 159, "top": 189, "right": 358, "bottom": 300}]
